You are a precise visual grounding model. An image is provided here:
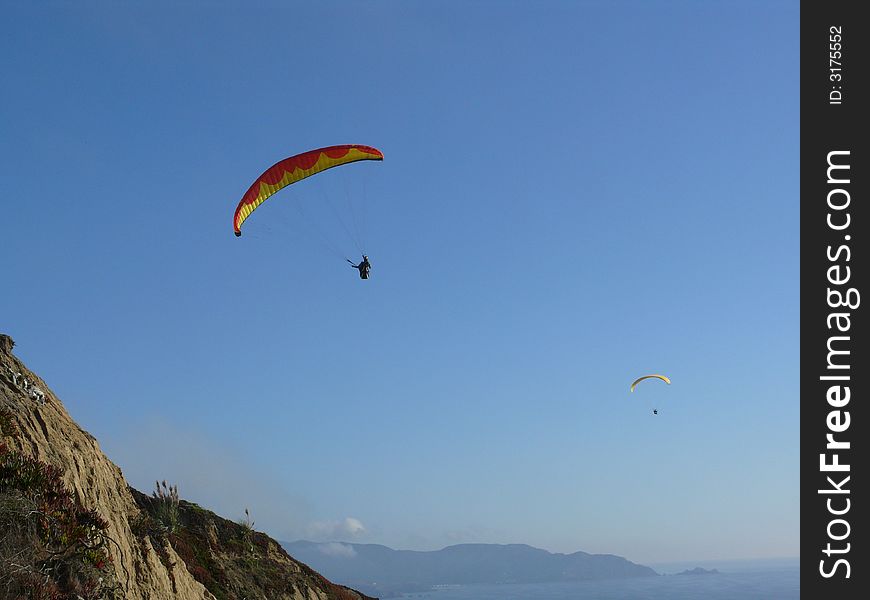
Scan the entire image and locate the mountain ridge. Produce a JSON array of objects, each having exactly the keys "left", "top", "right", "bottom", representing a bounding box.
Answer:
[{"left": 282, "top": 539, "right": 658, "bottom": 597}]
